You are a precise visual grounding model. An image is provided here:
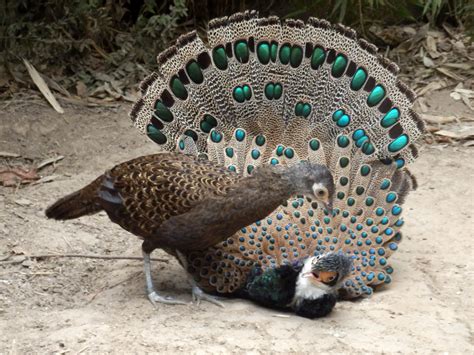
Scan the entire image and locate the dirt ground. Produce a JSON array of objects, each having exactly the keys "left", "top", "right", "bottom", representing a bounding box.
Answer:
[{"left": 0, "top": 89, "right": 472, "bottom": 354}]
